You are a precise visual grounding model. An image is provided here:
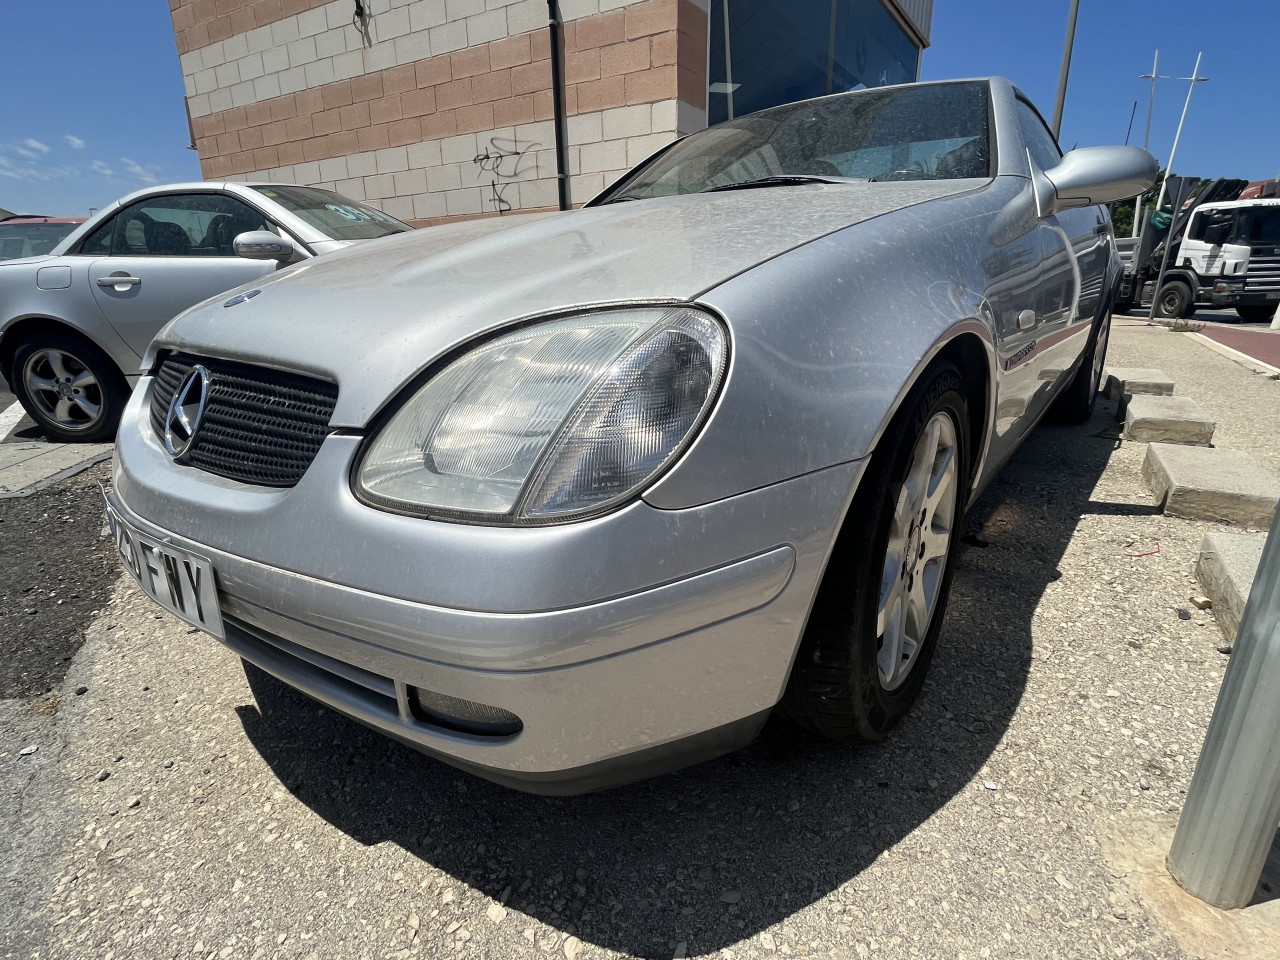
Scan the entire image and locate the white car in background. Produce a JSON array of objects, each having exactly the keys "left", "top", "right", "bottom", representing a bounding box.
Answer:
[{"left": 0, "top": 183, "right": 411, "bottom": 442}]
